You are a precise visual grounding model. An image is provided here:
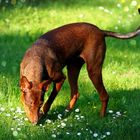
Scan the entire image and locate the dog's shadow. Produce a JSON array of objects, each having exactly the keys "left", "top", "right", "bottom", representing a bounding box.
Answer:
[{"left": 38, "top": 105, "right": 72, "bottom": 125}]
